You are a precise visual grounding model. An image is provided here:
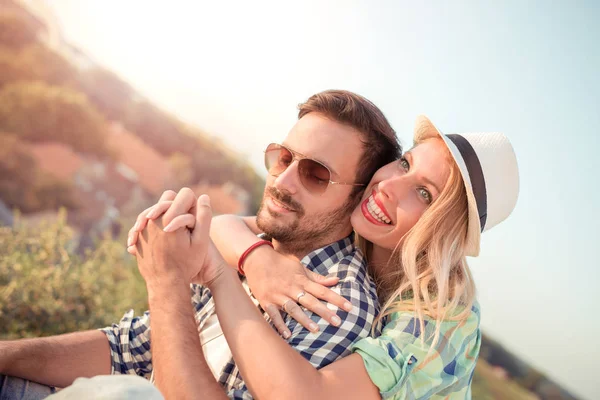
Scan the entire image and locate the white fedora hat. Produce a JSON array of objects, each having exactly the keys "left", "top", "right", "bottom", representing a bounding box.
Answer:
[{"left": 413, "top": 115, "right": 520, "bottom": 257}]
